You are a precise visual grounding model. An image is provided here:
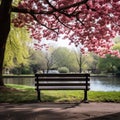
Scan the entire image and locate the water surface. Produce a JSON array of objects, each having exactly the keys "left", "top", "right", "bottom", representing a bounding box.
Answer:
[{"left": 3, "top": 76, "right": 120, "bottom": 91}]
